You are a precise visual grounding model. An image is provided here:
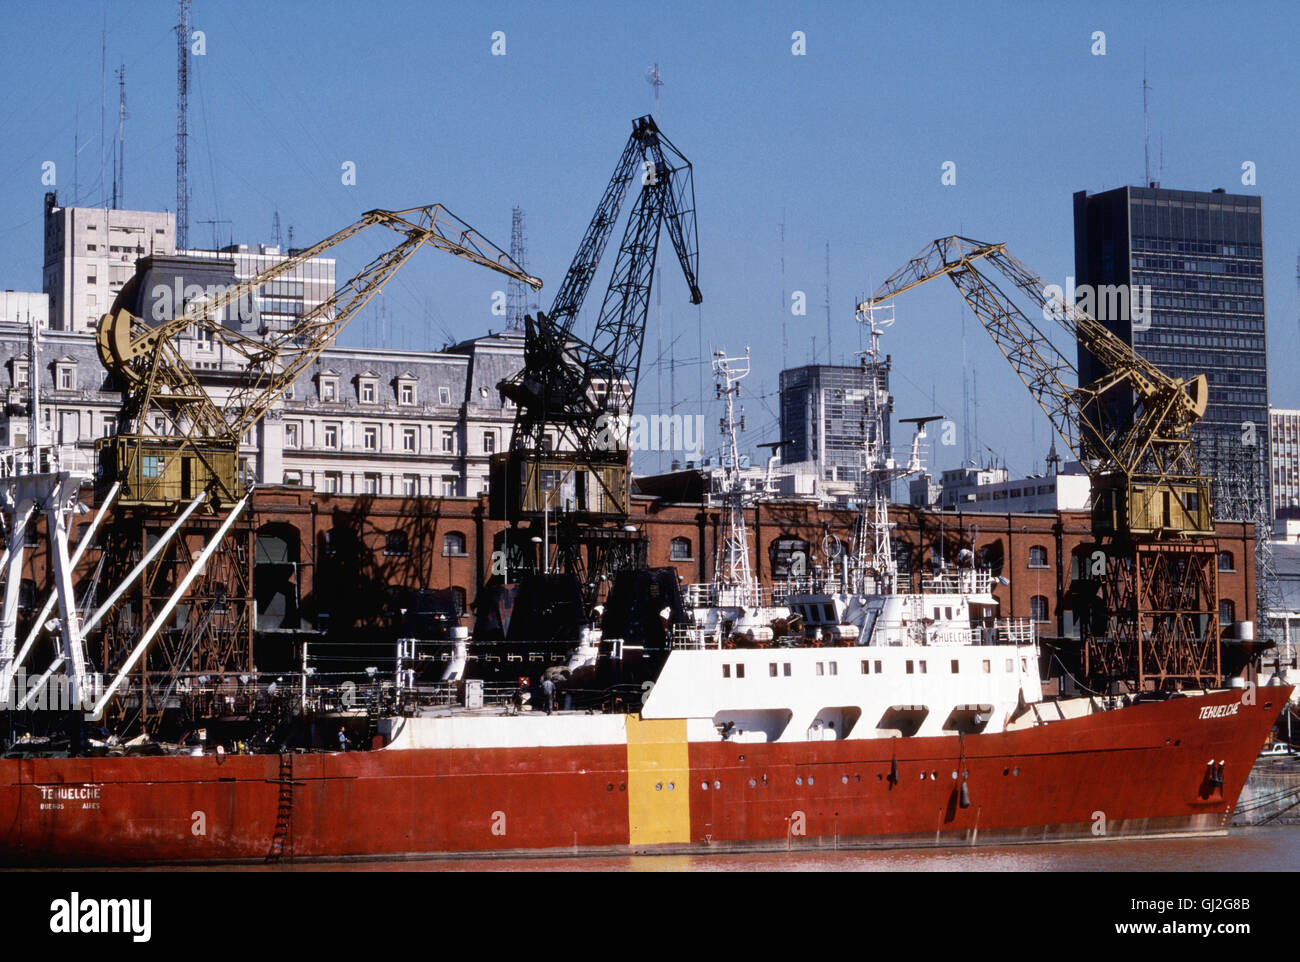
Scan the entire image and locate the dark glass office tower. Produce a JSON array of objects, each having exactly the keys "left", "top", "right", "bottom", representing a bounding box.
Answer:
[
  {"left": 779, "top": 363, "right": 891, "bottom": 483},
  {"left": 1073, "top": 185, "right": 1269, "bottom": 517}
]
